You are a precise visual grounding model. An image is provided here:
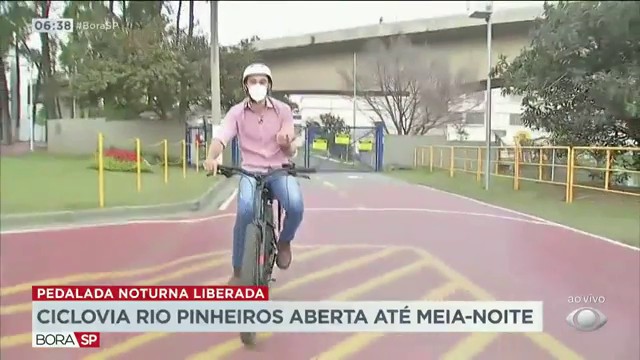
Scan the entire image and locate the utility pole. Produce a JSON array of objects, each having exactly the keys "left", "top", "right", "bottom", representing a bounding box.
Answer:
[
  {"left": 468, "top": 1, "right": 494, "bottom": 190},
  {"left": 210, "top": 1, "right": 231, "bottom": 165},
  {"left": 210, "top": 1, "right": 221, "bottom": 126},
  {"left": 352, "top": 52, "right": 357, "bottom": 160}
]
